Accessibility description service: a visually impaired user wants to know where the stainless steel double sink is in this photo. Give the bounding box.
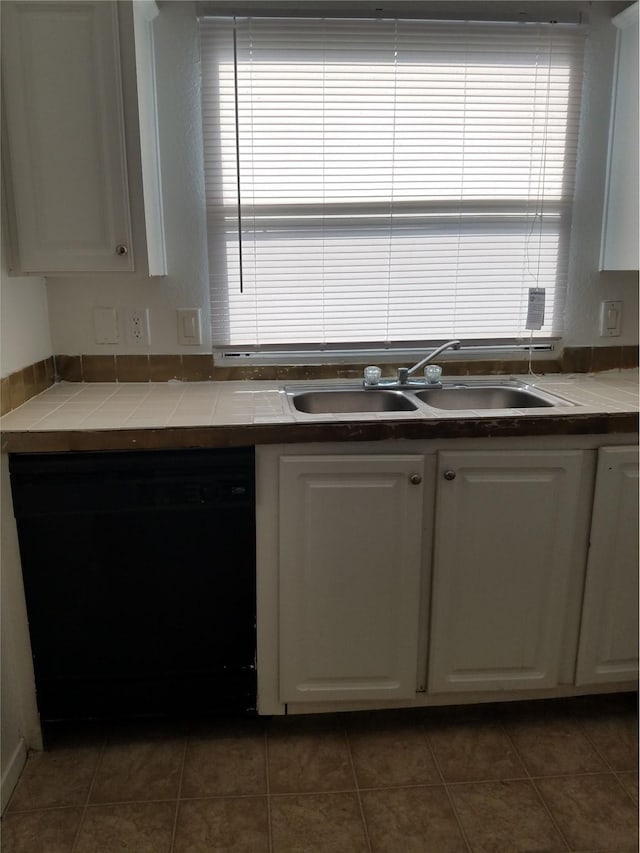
[285,380,573,415]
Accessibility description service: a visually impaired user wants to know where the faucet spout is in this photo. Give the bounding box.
[397,340,461,384]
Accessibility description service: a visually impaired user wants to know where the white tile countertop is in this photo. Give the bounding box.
[1,370,637,453]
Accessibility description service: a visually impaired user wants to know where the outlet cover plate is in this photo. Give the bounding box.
[93,307,119,344]
[127,308,151,346]
[600,300,623,337]
[177,308,202,345]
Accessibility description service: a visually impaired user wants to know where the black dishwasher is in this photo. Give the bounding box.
[9,448,256,721]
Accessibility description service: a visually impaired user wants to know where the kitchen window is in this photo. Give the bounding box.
[199,15,586,355]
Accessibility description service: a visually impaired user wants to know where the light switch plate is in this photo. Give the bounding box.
[177,308,202,345]
[600,300,623,337]
[93,307,119,344]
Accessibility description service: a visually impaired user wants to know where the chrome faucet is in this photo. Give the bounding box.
[396,340,461,385]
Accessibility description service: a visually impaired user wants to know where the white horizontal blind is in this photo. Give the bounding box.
[200,17,585,350]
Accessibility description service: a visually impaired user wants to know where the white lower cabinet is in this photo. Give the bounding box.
[576,446,639,685]
[259,437,636,715]
[278,454,425,703]
[428,450,586,694]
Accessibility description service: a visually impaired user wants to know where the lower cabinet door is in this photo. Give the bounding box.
[575,446,639,685]
[428,450,585,694]
[279,455,424,703]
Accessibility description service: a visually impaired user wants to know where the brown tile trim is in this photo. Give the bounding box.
[559,345,640,374]
[149,355,182,382]
[55,355,82,382]
[621,346,639,370]
[1,376,10,415]
[559,347,593,374]
[1,357,56,416]
[181,354,215,381]
[53,354,216,383]
[82,355,117,383]
[116,355,150,382]
[2,411,638,455]
[209,346,637,382]
[3,347,634,415]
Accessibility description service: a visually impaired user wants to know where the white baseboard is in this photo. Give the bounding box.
[1,737,27,815]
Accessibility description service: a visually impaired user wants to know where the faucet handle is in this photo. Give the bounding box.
[425,364,442,384]
[363,366,382,386]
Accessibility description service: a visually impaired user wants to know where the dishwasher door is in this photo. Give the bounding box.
[10,448,256,720]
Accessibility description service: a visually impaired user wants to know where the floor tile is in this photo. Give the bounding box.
[535,773,639,852]
[361,785,467,853]
[579,713,639,770]
[616,770,639,804]
[173,796,269,852]
[347,715,440,788]
[89,736,185,803]
[267,717,354,794]
[7,745,102,811]
[506,717,606,777]
[181,729,266,798]
[427,721,526,783]
[270,792,369,853]
[449,779,566,853]
[1,807,83,853]
[74,802,175,853]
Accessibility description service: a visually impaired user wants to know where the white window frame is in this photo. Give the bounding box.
[199,13,587,362]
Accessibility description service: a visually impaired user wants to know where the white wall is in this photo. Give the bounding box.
[0,234,52,378]
[45,1,211,355]
[1,454,42,812]
[0,229,48,809]
[42,1,639,357]
[563,1,639,346]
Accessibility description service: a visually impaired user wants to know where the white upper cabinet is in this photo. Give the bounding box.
[2,1,166,276]
[600,2,639,271]
[575,446,639,685]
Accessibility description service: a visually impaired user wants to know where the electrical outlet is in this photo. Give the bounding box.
[127,308,150,346]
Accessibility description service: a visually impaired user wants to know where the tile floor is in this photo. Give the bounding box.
[2,693,638,853]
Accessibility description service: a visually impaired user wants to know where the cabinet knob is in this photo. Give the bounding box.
[409,473,422,485]
[443,470,456,481]
[115,244,129,256]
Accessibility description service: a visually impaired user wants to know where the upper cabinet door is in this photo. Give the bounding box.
[428,450,586,694]
[600,2,639,271]
[2,2,134,273]
[576,446,639,685]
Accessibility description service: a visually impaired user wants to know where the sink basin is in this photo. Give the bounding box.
[289,389,418,414]
[413,385,561,410]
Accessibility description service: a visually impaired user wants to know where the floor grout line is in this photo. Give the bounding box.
[612,770,640,809]
[264,728,273,853]
[168,735,188,853]
[69,737,107,853]
[500,721,573,853]
[423,722,474,853]
[343,726,373,853]
[577,715,635,777]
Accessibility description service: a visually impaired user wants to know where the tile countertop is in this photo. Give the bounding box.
[0,371,638,454]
